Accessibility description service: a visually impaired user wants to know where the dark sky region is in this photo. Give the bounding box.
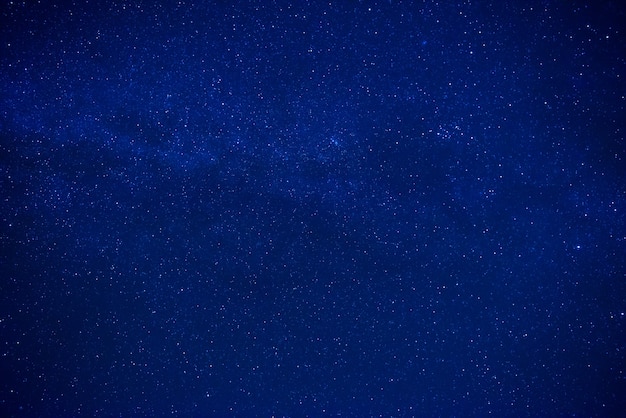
[1,1,625,416]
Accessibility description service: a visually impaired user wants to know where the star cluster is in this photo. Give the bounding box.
[1,1,625,416]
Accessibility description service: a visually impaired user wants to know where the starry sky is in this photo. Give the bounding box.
[1,1,625,416]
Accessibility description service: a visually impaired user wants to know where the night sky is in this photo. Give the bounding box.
[1,1,625,416]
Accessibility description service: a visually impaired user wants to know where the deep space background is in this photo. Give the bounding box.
[1,0,625,416]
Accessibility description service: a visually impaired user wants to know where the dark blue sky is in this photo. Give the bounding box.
[1,1,625,416]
